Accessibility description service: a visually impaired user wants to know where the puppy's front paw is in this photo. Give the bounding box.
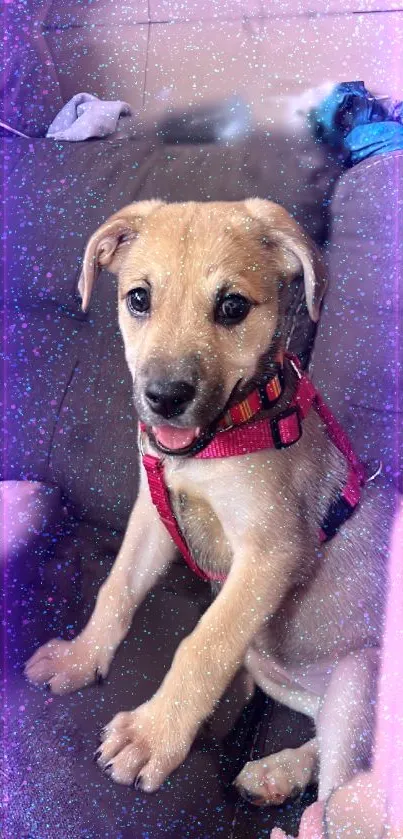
[97,702,191,792]
[24,635,111,694]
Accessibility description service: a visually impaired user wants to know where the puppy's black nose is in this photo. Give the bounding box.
[145,380,196,418]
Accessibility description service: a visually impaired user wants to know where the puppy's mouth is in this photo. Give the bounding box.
[151,425,201,452]
[144,377,244,456]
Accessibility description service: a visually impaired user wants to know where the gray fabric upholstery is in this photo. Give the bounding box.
[311,152,403,491]
[1,7,64,137]
[2,127,336,836]
[6,537,314,839]
[2,5,402,838]
[4,54,401,837]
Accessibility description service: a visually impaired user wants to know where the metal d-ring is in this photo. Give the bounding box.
[138,427,147,457]
[288,356,303,380]
[367,460,383,483]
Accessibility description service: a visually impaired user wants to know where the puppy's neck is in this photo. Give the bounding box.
[228,347,299,423]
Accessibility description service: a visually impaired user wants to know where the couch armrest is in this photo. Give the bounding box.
[310,151,403,491]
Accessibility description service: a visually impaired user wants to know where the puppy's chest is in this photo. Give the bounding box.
[170,486,233,579]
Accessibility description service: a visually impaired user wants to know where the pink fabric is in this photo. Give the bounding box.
[271,801,326,839]
[0,480,62,564]
[375,500,403,831]
[272,503,403,838]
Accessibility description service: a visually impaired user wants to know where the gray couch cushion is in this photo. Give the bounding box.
[2,8,64,137]
[48,275,139,532]
[2,126,342,839]
[311,151,403,491]
[4,132,340,310]
[2,305,83,482]
[6,533,313,839]
[129,131,341,245]
[2,138,157,313]
[44,0,150,28]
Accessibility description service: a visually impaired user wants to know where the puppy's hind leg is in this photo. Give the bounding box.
[317,648,380,800]
[234,738,319,807]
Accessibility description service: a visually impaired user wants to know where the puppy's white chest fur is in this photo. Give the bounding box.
[163,442,388,711]
[167,475,338,714]
[170,484,233,580]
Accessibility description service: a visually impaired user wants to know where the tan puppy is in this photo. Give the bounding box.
[25,200,391,807]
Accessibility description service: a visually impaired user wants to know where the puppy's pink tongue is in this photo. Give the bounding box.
[152,426,199,450]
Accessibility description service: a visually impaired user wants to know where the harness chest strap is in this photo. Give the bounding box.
[142,358,366,583]
[142,454,222,582]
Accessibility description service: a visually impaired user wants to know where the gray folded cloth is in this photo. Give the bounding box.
[46,92,131,141]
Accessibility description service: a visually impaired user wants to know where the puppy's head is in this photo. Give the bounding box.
[79,199,325,453]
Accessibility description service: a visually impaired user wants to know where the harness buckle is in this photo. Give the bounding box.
[270,406,302,449]
[287,355,303,380]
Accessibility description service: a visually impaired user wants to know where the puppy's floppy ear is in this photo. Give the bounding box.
[244,198,327,322]
[78,199,164,312]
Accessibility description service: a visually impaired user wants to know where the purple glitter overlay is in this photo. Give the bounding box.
[1,3,402,837]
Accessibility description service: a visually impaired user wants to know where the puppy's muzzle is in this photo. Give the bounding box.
[145,379,196,419]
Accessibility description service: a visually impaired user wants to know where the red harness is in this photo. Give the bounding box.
[141,355,366,583]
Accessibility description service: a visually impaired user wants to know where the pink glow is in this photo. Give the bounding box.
[375,500,403,831]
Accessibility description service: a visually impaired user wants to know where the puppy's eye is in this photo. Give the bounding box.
[127,287,150,317]
[215,293,251,326]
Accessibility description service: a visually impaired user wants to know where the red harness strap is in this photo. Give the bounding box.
[142,356,366,583]
[141,454,220,581]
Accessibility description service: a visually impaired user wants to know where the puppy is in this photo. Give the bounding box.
[25,199,392,808]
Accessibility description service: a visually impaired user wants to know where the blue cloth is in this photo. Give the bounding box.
[311,80,403,165]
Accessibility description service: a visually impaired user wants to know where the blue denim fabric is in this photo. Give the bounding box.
[312,81,403,164]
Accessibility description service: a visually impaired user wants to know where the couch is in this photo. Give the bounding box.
[2,3,402,838]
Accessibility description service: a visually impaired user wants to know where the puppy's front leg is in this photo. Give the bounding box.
[25,470,176,694]
[98,543,299,790]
